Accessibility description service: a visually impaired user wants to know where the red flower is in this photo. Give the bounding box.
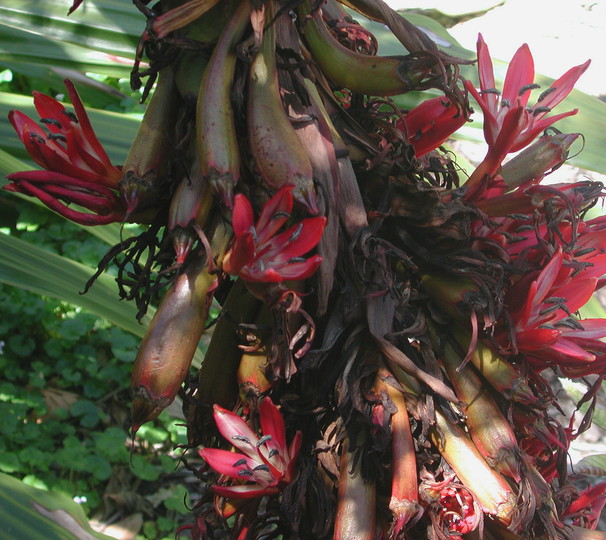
[561,481,606,530]
[222,185,326,282]
[5,80,124,225]
[502,247,606,374]
[467,34,589,154]
[463,34,589,196]
[420,475,481,536]
[515,411,574,483]
[397,96,467,158]
[199,398,302,499]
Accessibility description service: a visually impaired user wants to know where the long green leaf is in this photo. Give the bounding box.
[0,0,142,59]
[0,472,114,540]
[0,0,143,78]
[0,230,206,364]
[0,23,134,78]
[0,61,126,109]
[0,231,153,337]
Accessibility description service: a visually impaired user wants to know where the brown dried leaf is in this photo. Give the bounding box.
[41,388,79,416]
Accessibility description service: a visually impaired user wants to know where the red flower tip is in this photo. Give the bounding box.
[223,185,326,282]
[199,398,301,499]
[6,80,124,225]
[399,96,467,157]
[561,481,606,530]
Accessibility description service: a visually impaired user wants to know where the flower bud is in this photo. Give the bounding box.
[501,131,580,190]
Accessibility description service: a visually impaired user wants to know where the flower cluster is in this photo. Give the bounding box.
[7,7,606,540]
[463,34,590,198]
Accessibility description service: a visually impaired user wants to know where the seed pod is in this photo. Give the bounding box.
[130,255,216,433]
[131,219,232,433]
[248,5,319,214]
[120,66,180,214]
[452,328,536,404]
[422,274,535,403]
[168,152,213,264]
[334,437,376,540]
[431,408,517,527]
[376,368,423,534]
[196,0,250,207]
[433,328,522,482]
[500,132,580,190]
[237,347,272,410]
[174,50,209,104]
[197,280,262,410]
[286,74,339,314]
[297,0,429,97]
[303,80,369,238]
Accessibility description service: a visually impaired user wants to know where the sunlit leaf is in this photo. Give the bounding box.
[0,61,126,109]
[0,231,153,337]
[0,0,142,77]
[0,471,114,540]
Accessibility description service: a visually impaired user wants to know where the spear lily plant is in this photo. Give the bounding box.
[6,2,606,539]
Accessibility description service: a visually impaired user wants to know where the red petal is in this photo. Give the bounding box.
[533,250,564,306]
[255,185,293,245]
[12,180,119,225]
[273,256,323,281]
[64,79,113,166]
[502,43,534,107]
[232,194,254,238]
[41,184,116,212]
[6,169,116,197]
[258,398,288,463]
[33,91,72,134]
[198,448,260,479]
[483,106,528,174]
[554,277,598,315]
[223,233,255,275]
[535,60,590,111]
[464,80,499,147]
[67,126,120,185]
[512,109,579,152]
[476,34,497,114]
[239,266,285,283]
[404,98,467,157]
[549,337,595,362]
[213,405,260,460]
[261,216,326,263]
[9,110,46,143]
[517,327,560,350]
[25,134,111,185]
